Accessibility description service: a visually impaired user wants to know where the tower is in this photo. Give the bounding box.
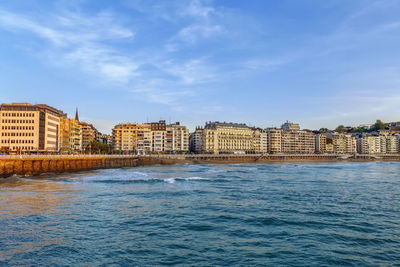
[75,107,79,122]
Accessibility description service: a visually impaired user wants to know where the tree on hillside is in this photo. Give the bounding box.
[354,127,367,133]
[371,120,386,132]
[335,125,346,133]
[319,128,329,133]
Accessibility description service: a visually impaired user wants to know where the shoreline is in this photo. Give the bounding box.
[1,154,400,178]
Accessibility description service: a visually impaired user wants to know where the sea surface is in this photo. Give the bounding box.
[1,162,400,266]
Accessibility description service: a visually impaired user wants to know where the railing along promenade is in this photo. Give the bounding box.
[1,153,400,178]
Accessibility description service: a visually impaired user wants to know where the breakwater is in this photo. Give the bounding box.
[1,154,400,178]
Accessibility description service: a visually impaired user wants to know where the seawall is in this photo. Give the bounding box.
[1,154,400,178]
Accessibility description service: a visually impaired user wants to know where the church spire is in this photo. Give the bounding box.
[75,107,79,122]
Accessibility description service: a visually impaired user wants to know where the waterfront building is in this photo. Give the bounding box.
[327,133,355,154]
[99,134,112,145]
[253,129,268,153]
[151,120,166,152]
[189,127,203,153]
[357,134,399,154]
[58,115,82,153]
[0,103,62,153]
[112,123,139,152]
[137,124,152,154]
[385,135,399,154]
[59,115,70,153]
[200,122,254,154]
[326,142,334,153]
[266,128,282,154]
[281,130,315,154]
[281,121,300,131]
[80,122,99,151]
[165,122,189,153]
[357,135,381,154]
[69,118,82,152]
[315,133,327,153]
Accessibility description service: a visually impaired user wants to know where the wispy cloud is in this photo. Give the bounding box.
[0,9,138,84]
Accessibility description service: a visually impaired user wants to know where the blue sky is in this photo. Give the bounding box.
[1,0,400,133]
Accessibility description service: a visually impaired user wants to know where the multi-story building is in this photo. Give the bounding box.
[266,128,282,154]
[99,134,112,146]
[112,123,154,153]
[0,103,62,153]
[315,133,327,153]
[357,135,381,154]
[69,118,82,152]
[200,122,254,154]
[189,127,203,153]
[58,109,83,154]
[80,122,99,151]
[281,121,300,131]
[112,123,139,152]
[165,122,189,153]
[137,124,152,154]
[357,134,399,154]
[59,115,71,153]
[327,133,355,154]
[253,129,267,153]
[281,130,315,154]
[151,120,166,152]
[385,135,399,154]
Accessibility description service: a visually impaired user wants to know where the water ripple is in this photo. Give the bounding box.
[1,162,400,266]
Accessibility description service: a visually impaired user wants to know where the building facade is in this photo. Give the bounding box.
[165,122,189,153]
[315,133,327,153]
[80,122,99,151]
[0,103,62,153]
[189,127,203,153]
[327,133,356,154]
[281,130,315,154]
[200,122,254,154]
[266,128,282,154]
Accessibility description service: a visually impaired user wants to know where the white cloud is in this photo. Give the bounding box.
[179,0,215,19]
[162,58,217,85]
[0,9,137,84]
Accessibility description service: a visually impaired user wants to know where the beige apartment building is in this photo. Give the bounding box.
[0,103,62,153]
[357,135,381,154]
[113,121,189,154]
[253,129,268,153]
[137,125,152,154]
[281,130,315,154]
[112,123,139,152]
[80,122,99,151]
[200,122,254,154]
[166,122,189,153]
[327,133,356,154]
[315,133,327,153]
[266,128,282,154]
[151,120,166,152]
[357,134,399,154]
[59,116,82,153]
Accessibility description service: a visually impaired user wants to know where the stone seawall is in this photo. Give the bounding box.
[1,154,400,178]
[0,155,188,178]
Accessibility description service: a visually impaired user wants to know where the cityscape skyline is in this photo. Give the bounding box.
[1,0,400,133]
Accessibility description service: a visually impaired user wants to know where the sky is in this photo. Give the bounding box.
[0,0,400,134]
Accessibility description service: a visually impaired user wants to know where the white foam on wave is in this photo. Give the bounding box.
[164,178,176,183]
[162,176,209,183]
[184,176,208,180]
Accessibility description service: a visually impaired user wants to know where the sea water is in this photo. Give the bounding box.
[1,162,400,266]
